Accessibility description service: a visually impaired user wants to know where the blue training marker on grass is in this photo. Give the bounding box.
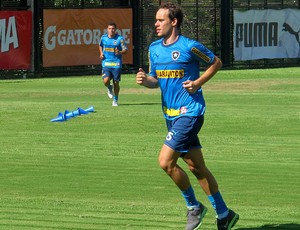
[51,106,94,122]
[84,106,94,113]
[64,110,74,119]
[50,112,66,122]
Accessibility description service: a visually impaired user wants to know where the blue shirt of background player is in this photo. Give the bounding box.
[99,33,127,68]
[148,35,215,120]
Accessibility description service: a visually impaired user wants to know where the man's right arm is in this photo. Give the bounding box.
[99,46,104,59]
[136,68,159,88]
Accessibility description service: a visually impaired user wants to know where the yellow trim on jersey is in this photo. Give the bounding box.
[156,70,184,78]
[104,62,119,67]
[104,48,115,52]
[191,47,211,63]
[163,107,180,116]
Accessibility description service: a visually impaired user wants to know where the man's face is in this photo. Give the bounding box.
[155,8,174,37]
[107,25,116,38]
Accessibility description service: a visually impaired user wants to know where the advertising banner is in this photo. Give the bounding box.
[43,9,133,67]
[234,9,300,60]
[0,11,32,70]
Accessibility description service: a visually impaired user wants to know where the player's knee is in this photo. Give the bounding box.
[103,77,110,85]
[158,158,166,170]
[188,165,206,178]
[188,164,196,173]
[158,158,171,173]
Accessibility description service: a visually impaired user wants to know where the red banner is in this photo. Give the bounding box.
[43,9,133,67]
[0,11,32,70]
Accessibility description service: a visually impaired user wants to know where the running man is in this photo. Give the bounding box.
[99,22,128,106]
[136,2,239,230]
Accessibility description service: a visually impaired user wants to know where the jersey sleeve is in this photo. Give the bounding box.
[148,46,156,78]
[190,40,215,65]
[119,36,128,51]
[99,35,103,47]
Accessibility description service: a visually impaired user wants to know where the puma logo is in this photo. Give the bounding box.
[282,22,300,45]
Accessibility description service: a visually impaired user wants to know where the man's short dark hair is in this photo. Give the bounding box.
[108,22,117,28]
[159,2,183,28]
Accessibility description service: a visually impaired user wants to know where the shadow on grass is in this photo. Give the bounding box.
[0,80,28,84]
[237,224,300,229]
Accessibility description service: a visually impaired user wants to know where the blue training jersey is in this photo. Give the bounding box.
[148,35,215,120]
[99,34,127,68]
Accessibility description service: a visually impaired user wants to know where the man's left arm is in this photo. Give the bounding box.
[182,56,222,93]
[115,38,128,55]
[115,48,128,55]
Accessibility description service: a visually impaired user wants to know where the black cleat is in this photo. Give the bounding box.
[217,209,239,230]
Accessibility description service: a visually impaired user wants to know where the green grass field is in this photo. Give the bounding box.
[0,67,299,230]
